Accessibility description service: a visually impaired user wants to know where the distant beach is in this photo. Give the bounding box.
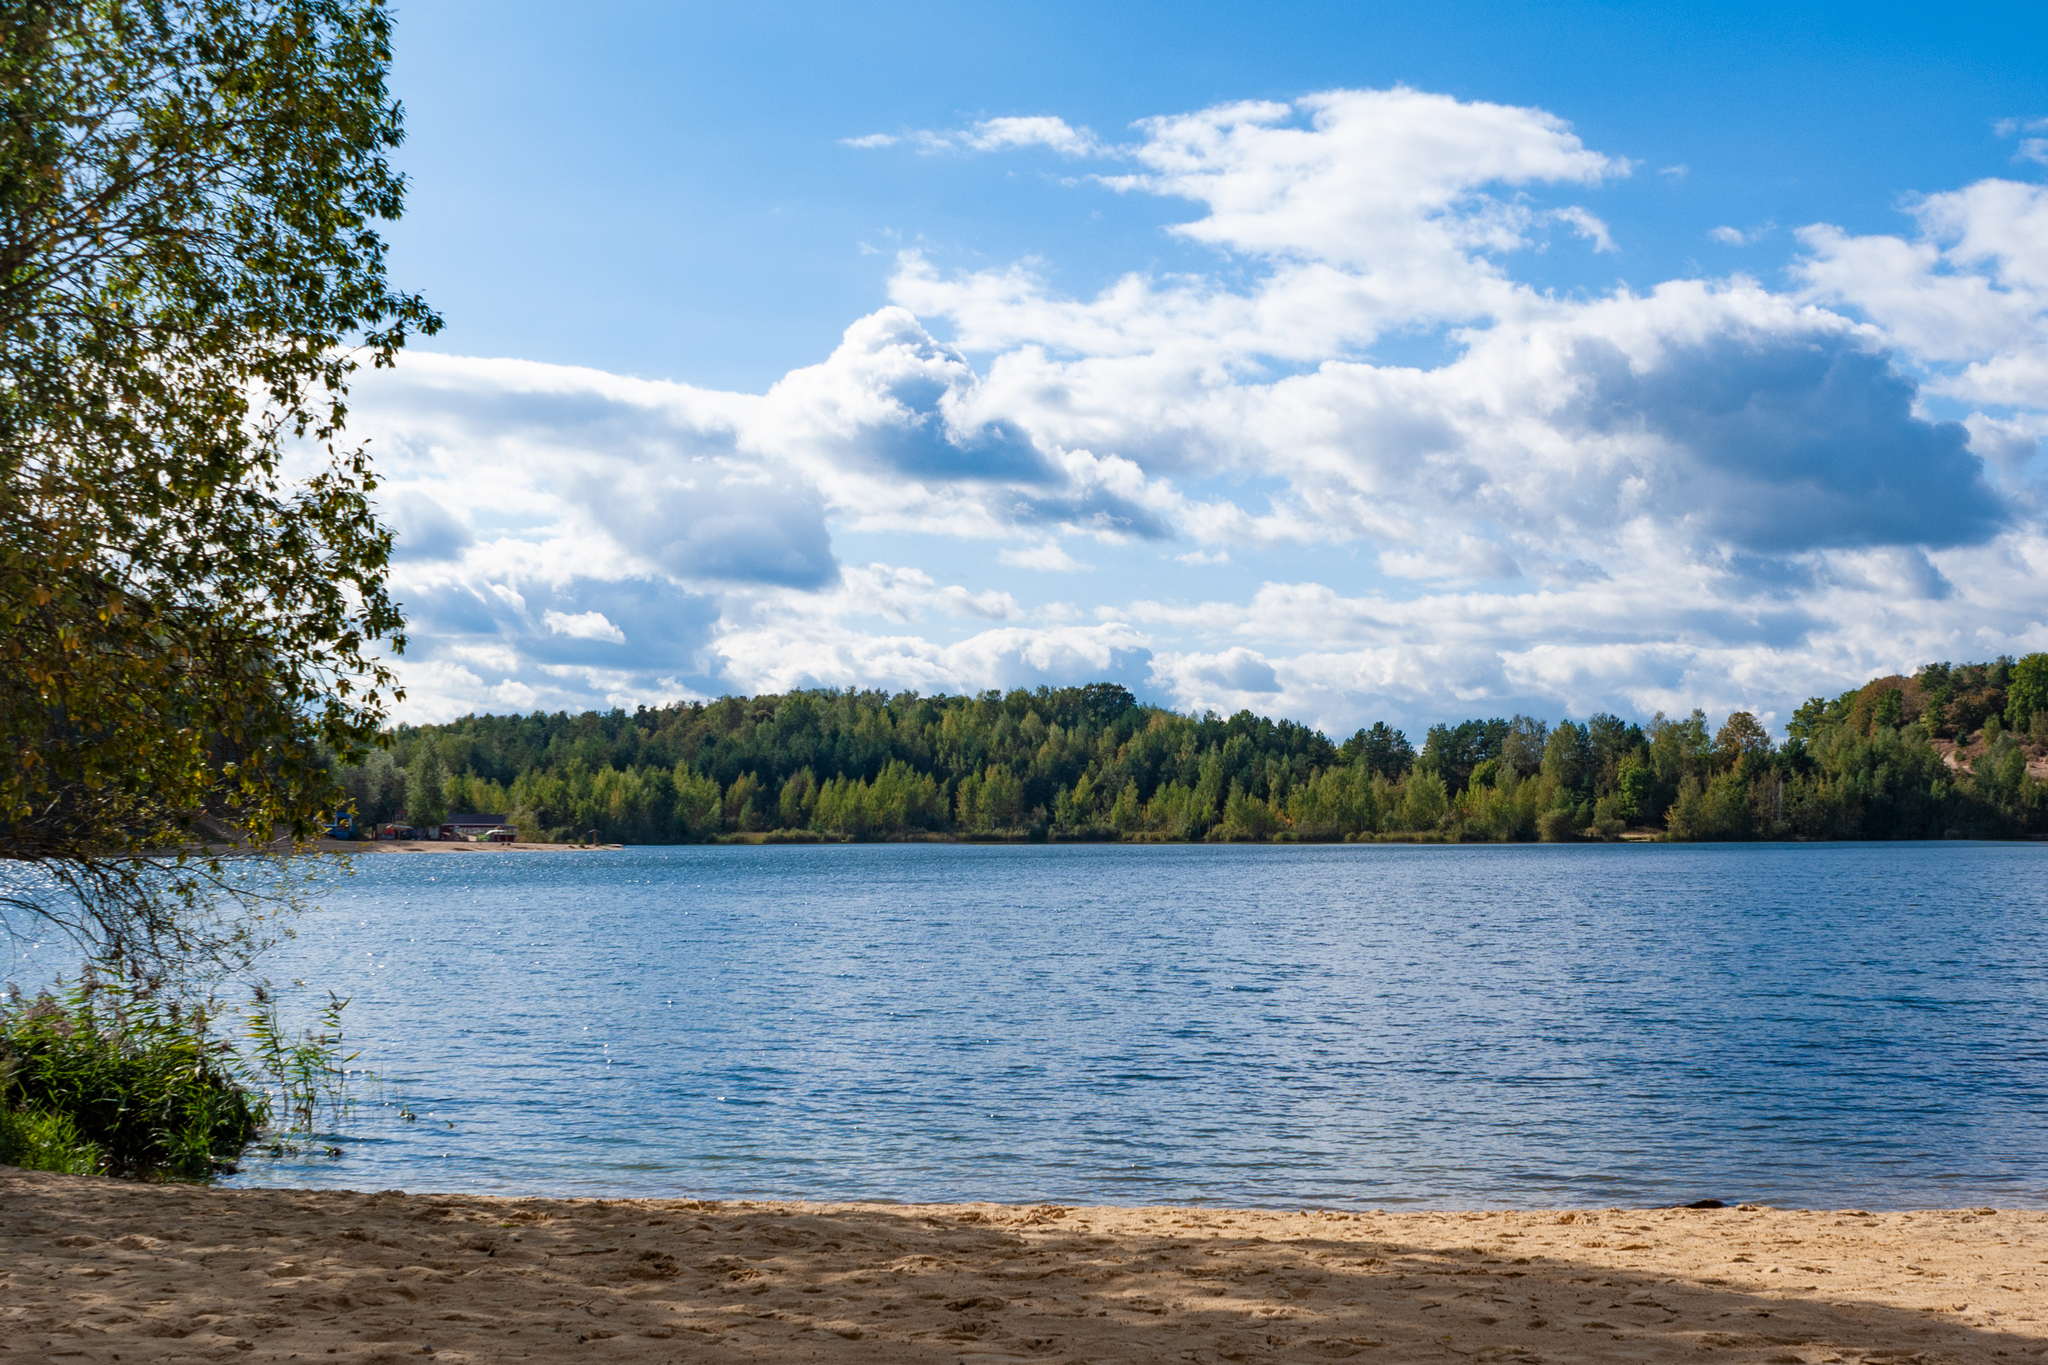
[312,838,620,854]
[191,838,624,856]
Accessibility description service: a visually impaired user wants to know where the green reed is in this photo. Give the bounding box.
[242,984,360,1148]
[0,973,262,1178]
[0,971,364,1179]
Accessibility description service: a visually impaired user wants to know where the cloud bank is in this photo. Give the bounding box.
[349,87,2048,735]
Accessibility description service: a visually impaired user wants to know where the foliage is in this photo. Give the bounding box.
[0,974,262,1178]
[0,0,437,984]
[2008,653,2048,731]
[330,657,2048,846]
[0,1101,101,1172]
[0,969,361,1178]
[404,741,446,827]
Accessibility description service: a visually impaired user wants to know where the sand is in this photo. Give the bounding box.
[3,1172,2045,1363]
[332,840,619,854]
[199,840,621,856]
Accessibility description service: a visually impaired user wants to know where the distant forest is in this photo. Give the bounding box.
[332,657,2048,844]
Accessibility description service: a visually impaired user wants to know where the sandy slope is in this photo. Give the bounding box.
[2,1171,2043,1363]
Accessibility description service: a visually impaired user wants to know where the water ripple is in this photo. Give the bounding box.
[38,841,2048,1208]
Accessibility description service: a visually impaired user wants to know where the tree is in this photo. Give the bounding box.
[336,748,405,824]
[1340,721,1414,778]
[1499,715,1549,776]
[1785,696,1830,740]
[1585,712,1640,769]
[2007,653,2048,731]
[404,745,446,829]
[1540,720,1593,801]
[1648,709,1712,785]
[0,0,437,985]
[1419,718,1506,792]
[1714,712,1775,762]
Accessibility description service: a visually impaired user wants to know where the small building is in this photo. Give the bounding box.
[440,813,515,842]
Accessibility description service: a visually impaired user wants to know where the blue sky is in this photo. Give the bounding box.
[349,0,2048,736]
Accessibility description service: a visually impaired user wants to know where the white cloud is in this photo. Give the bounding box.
[854,115,1109,158]
[1104,87,1622,269]
[891,87,1627,375]
[1710,225,1746,245]
[1550,205,1618,252]
[543,609,627,644]
[963,115,1105,157]
[490,679,540,709]
[1994,117,2048,165]
[938,584,1025,620]
[1158,647,1283,699]
[343,84,2048,735]
[1380,536,1521,584]
[1794,180,2048,363]
[713,618,1152,697]
[999,539,1091,571]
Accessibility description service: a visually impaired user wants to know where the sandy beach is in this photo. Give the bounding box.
[329,841,620,854]
[198,840,623,856]
[3,1171,2043,1363]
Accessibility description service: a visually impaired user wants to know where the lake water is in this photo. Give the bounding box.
[13,842,2048,1209]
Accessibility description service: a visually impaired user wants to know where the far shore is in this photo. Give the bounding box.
[318,838,621,854]
[192,838,622,857]
[2,1169,2040,1363]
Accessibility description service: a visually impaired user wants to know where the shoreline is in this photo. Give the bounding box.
[194,838,624,856]
[4,1170,2042,1362]
[319,838,622,854]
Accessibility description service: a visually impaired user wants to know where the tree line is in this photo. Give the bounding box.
[333,658,2048,845]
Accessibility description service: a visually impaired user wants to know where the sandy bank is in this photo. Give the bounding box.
[196,839,621,856]
[322,839,620,854]
[2,1171,2043,1363]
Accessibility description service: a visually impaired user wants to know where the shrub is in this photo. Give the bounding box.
[0,1105,102,1174]
[1,980,264,1180]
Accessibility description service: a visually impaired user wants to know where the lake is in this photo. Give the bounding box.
[14,841,2048,1208]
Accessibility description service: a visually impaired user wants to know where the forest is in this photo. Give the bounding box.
[332,658,2048,845]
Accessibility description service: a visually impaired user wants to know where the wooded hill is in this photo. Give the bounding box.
[333,659,2048,844]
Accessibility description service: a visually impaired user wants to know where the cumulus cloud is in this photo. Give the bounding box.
[543,610,627,644]
[1572,332,2004,551]
[1162,647,1283,696]
[382,491,473,562]
[962,115,1105,157]
[1106,87,1622,267]
[999,540,1091,571]
[347,84,2048,733]
[1794,179,2048,375]
[713,617,1154,698]
[894,87,1626,371]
